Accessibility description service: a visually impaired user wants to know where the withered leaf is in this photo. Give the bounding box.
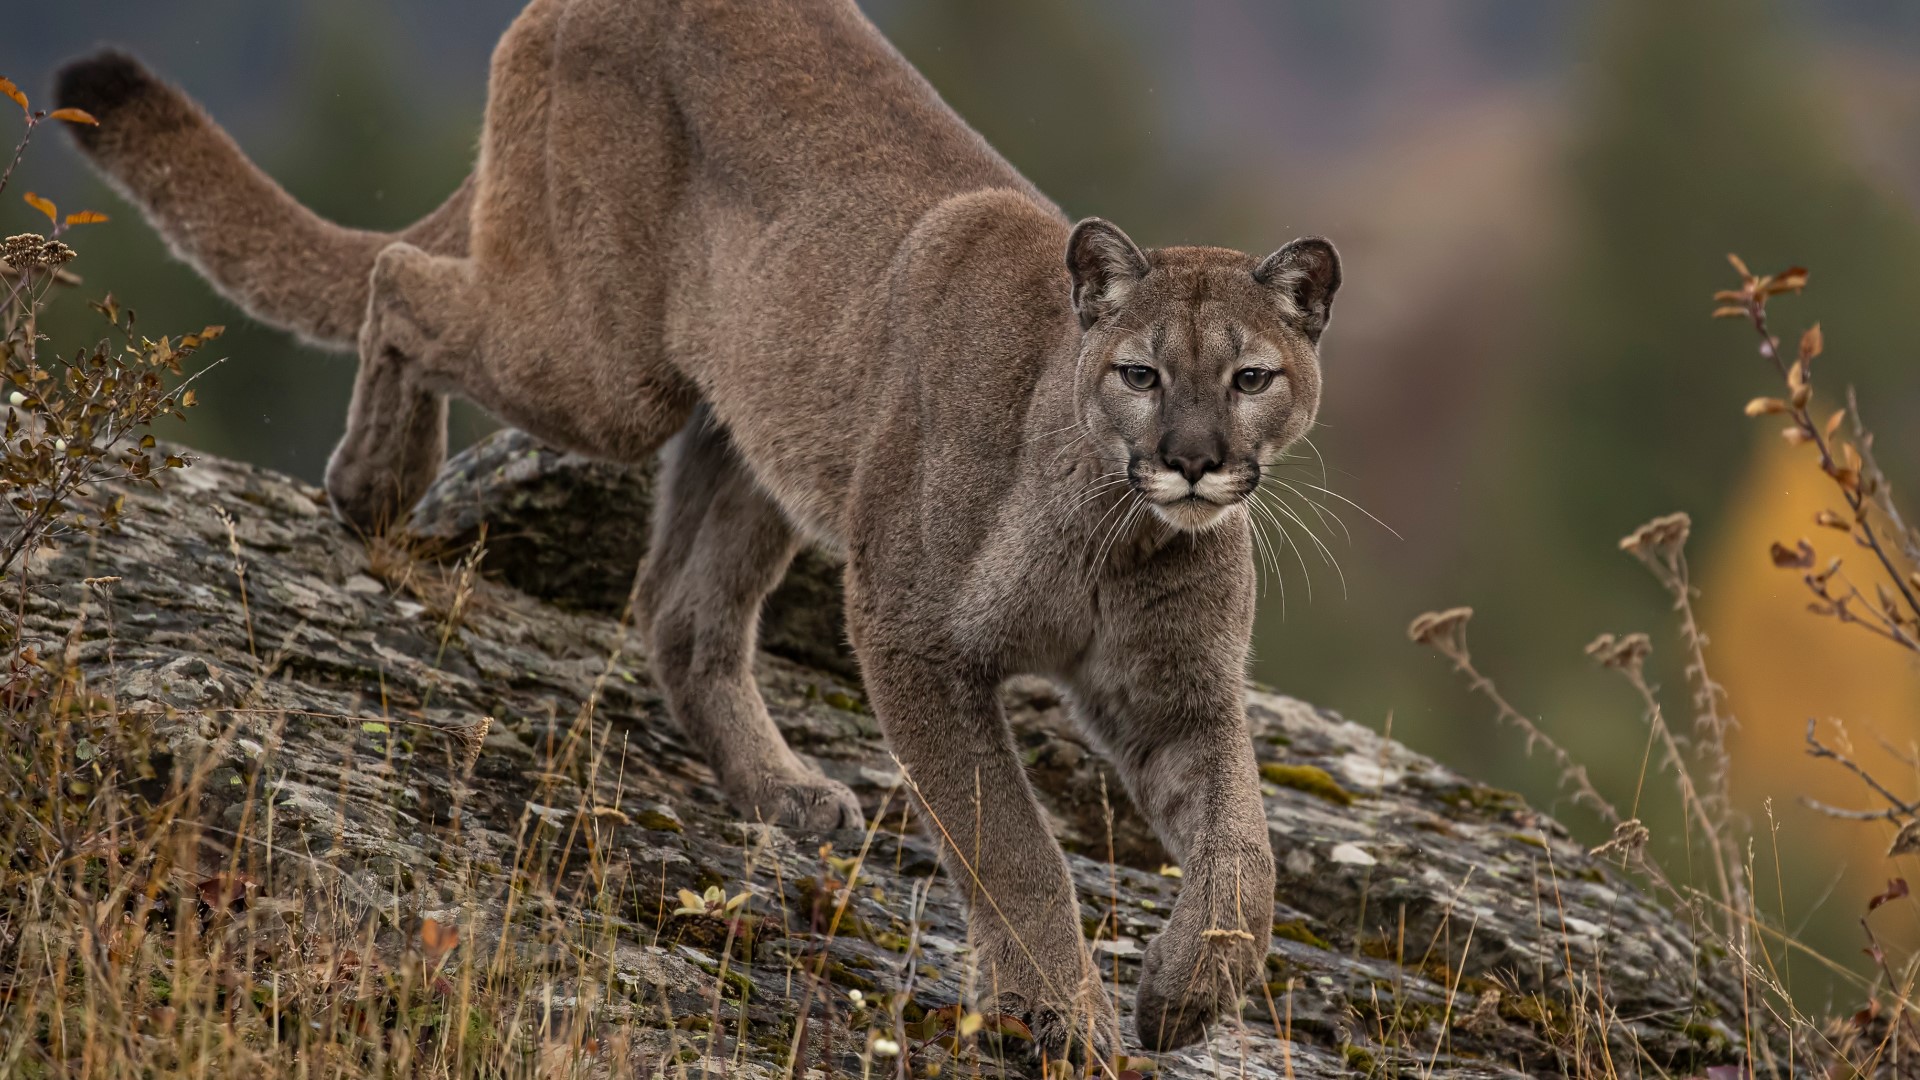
[0,76,25,114]
[1765,267,1810,295]
[1798,323,1823,363]
[22,192,56,225]
[419,917,459,960]
[1743,397,1787,417]
[1866,877,1909,914]
[1769,539,1815,570]
[47,107,99,126]
[195,872,255,912]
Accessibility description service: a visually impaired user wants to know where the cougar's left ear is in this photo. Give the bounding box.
[1067,217,1150,330]
[1253,237,1340,343]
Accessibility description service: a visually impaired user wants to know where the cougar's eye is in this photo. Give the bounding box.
[1117,364,1159,391]
[1234,367,1275,395]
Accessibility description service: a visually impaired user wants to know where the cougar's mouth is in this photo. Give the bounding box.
[1127,458,1251,532]
[1150,492,1234,531]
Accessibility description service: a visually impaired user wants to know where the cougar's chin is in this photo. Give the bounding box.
[1149,495,1237,532]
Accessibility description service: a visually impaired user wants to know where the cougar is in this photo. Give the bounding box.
[56,0,1338,1058]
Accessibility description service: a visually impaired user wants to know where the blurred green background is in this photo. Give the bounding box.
[6,0,1918,1010]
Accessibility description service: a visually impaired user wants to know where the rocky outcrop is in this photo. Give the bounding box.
[18,430,1752,1077]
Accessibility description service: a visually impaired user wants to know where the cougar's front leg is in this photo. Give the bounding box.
[639,413,862,830]
[330,242,476,534]
[848,621,1118,1065]
[1073,575,1274,1050]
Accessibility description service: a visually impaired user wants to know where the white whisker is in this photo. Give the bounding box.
[1268,477,1351,543]
[1248,493,1312,603]
[1261,489,1346,600]
[1283,478,1402,540]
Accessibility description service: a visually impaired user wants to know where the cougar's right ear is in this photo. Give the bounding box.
[1067,218,1149,330]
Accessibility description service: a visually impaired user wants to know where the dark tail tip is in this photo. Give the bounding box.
[54,49,159,151]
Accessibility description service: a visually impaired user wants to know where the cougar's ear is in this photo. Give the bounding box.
[1253,237,1341,343]
[1067,217,1149,330]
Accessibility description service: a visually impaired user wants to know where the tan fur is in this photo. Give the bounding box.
[56,0,1340,1056]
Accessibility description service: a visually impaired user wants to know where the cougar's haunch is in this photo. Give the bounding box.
[59,0,1339,1057]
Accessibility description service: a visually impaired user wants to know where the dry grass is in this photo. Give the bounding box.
[1,53,1916,1080]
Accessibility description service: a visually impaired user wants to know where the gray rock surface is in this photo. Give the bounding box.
[19,437,1753,1078]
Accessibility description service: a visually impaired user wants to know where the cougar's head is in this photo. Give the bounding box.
[1067,218,1340,532]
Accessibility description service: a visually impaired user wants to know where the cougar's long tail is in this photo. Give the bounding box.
[54,49,473,348]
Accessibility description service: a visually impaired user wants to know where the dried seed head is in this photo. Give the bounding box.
[1585,632,1652,676]
[1,234,75,270]
[1619,512,1691,561]
[1408,607,1474,657]
[455,716,491,774]
[1590,818,1651,863]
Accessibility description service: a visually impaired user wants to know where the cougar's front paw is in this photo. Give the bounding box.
[991,986,1118,1069]
[736,772,863,831]
[1133,907,1265,1051]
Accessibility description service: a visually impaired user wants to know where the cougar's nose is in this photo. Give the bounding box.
[1160,449,1220,484]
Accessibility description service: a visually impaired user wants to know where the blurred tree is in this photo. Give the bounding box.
[865,0,1173,239]
[1473,0,1920,993]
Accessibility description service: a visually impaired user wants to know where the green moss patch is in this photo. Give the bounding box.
[1259,762,1355,806]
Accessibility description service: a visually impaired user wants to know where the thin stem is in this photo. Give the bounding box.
[0,118,35,201]
[1436,644,1621,826]
[1748,301,1920,624]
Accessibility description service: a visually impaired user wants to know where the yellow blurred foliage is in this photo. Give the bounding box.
[1704,434,1920,956]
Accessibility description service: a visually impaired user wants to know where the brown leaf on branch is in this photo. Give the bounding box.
[1744,397,1787,417]
[1798,323,1823,363]
[1764,267,1809,295]
[1770,539,1816,570]
[22,192,56,225]
[1866,877,1908,914]
[0,76,25,115]
[47,107,99,126]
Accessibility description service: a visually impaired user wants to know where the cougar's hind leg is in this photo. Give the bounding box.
[327,242,478,534]
[639,409,864,831]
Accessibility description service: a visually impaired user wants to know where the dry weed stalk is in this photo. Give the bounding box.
[1717,256,1920,653]
[1408,607,1620,825]
[1409,258,1920,1072]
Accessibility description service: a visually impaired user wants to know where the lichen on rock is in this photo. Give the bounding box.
[11,433,1754,1077]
